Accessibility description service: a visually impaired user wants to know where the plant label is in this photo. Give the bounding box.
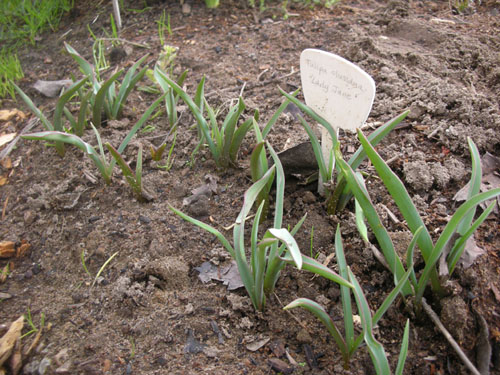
[300,49,375,193]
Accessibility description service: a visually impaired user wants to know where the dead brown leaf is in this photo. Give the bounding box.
[0,110,25,122]
[0,158,12,169]
[0,134,16,148]
[8,338,21,375]
[0,176,7,186]
[0,316,23,367]
[0,242,15,259]
[16,241,30,258]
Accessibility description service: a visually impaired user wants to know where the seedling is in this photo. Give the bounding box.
[91,251,119,288]
[153,64,187,128]
[22,93,166,184]
[14,78,89,156]
[154,70,255,169]
[65,43,149,125]
[284,225,411,371]
[337,135,500,309]
[106,143,149,201]
[156,10,172,45]
[281,89,408,214]
[172,142,307,310]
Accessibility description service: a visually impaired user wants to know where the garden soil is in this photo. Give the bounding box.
[1,0,500,374]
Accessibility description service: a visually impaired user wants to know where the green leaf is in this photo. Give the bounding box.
[416,188,500,305]
[448,201,496,274]
[284,298,349,365]
[22,131,111,184]
[395,320,410,375]
[349,268,391,375]
[336,146,411,294]
[334,225,354,351]
[112,54,149,118]
[93,69,124,126]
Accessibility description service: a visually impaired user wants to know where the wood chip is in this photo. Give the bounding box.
[0,242,15,259]
[0,316,23,367]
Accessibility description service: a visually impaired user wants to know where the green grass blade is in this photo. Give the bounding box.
[91,251,118,288]
[92,69,123,126]
[357,129,434,262]
[334,225,354,351]
[355,198,369,243]
[154,70,217,161]
[395,319,410,375]
[406,227,423,289]
[229,117,253,164]
[297,114,329,183]
[348,111,409,171]
[332,111,410,213]
[113,54,149,118]
[281,253,353,289]
[54,78,88,131]
[63,107,76,131]
[261,89,299,138]
[280,88,338,150]
[416,188,500,305]
[75,89,92,136]
[22,131,111,184]
[169,205,235,259]
[116,92,167,154]
[13,83,53,130]
[336,147,411,294]
[251,201,266,280]
[448,201,495,274]
[348,268,391,375]
[284,298,349,364]
[136,144,143,193]
[372,267,411,327]
[65,42,94,78]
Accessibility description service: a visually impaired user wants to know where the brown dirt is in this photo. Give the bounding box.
[1,0,500,374]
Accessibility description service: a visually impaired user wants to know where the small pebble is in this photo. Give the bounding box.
[139,215,151,224]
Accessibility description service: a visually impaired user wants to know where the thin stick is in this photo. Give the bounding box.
[421,298,481,375]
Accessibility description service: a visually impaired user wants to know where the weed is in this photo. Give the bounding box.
[0,51,24,99]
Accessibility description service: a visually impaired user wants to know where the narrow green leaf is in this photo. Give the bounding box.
[168,205,235,259]
[349,268,391,375]
[448,202,495,274]
[336,147,410,294]
[416,188,500,305]
[284,298,349,364]
[229,117,253,164]
[334,225,354,351]
[357,129,435,262]
[54,78,88,132]
[93,69,124,127]
[262,89,299,138]
[13,83,53,130]
[22,131,111,184]
[395,320,410,375]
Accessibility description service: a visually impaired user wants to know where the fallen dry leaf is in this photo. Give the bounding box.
[0,316,23,367]
[0,157,12,169]
[0,134,16,148]
[8,338,21,375]
[0,264,9,283]
[16,241,30,258]
[0,242,15,259]
[0,176,7,186]
[490,283,500,303]
[0,110,25,122]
